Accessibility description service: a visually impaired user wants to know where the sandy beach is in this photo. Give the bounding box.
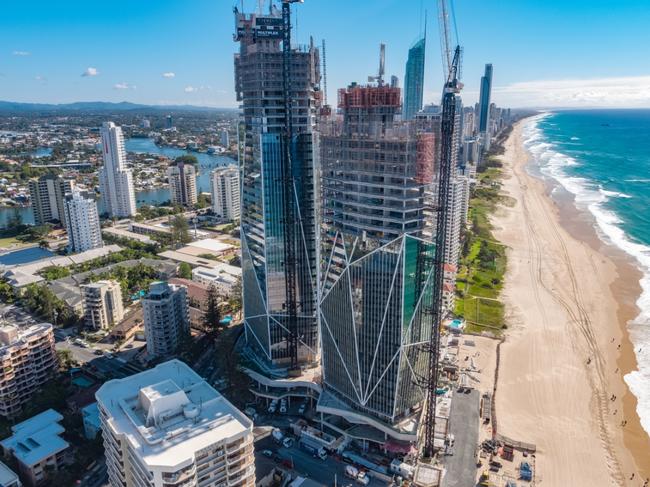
[491,119,650,486]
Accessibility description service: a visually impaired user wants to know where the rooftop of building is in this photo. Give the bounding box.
[82,279,119,290]
[0,409,69,467]
[158,250,227,268]
[0,323,52,348]
[168,278,209,305]
[102,226,156,245]
[192,263,241,280]
[187,238,234,254]
[0,460,19,486]
[95,359,252,469]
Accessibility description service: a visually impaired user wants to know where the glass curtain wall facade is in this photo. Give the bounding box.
[403,36,426,121]
[478,64,493,134]
[319,83,438,430]
[234,6,321,369]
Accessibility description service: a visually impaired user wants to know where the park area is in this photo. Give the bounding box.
[455,165,508,333]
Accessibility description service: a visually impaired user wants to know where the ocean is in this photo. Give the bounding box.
[522,109,650,437]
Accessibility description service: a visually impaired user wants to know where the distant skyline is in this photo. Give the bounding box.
[2,0,650,108]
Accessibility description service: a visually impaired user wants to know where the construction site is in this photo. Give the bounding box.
[232,1,536,486]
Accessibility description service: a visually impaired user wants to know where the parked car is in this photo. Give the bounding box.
[282,437,294,448]
[261,450,273,458]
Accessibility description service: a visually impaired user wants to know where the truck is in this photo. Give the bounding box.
[271,429,284,443]
[299,440,327,460]
[356,471,370,485]
[389,460,414,480]
[345,466,359,479]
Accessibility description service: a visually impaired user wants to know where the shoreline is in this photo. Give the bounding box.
[492,118,650,486]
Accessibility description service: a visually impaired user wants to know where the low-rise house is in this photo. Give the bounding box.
[0,461,21,487]
[81,403,101,440]
[191,263,241,295]
[0,409,70,486]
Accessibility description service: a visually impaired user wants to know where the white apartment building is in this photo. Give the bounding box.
[82,280,125,330]
[210,166,240,221]
[95,360,255,487]
[0,409,70,487]
[167,162,197,207]
[142,282,190,358]
[192,263,241,295]
[0,324,57,419]
[444,176,465,267]
[99,122,137,218]
[64,191,103,253]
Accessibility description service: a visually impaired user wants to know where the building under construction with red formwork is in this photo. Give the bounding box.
[317,79,443,452]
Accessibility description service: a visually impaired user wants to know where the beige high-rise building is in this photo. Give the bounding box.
[82,280,125,330]
[142,282,189,358]
[167,161,197,207]
[96,360,255,487]
[210,166,240,221]
[28,174,74,227]
[0,324,57,419]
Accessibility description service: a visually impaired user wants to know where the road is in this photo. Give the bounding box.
[442,389,480,487]
[254,434,380,487]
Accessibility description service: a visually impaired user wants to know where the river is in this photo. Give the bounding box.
[0,138,235,228]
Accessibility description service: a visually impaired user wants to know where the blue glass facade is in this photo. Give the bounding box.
[403,37,426,121]
[235,9,321,370]
[478,64,493,133]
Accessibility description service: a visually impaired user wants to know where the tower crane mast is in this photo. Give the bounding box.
[421,0,463,460]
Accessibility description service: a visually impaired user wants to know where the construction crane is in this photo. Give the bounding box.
[368,43,386,86]
[421,0,463,459]
[281,0,303,372]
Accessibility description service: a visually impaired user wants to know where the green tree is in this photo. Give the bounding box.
[56,349,75,371]
[174,155,199,166]
[178,262,192,279]
[196,193,209,209]
[170,214,191,247]
[216,331,248,399]
[0,281,15,304]
[39,265,71,281]
[203,284,222,335]
[228,277,242,313]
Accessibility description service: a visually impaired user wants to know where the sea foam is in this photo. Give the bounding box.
[522,114,650,437]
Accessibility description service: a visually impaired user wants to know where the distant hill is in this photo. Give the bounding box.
[0,100,235,113]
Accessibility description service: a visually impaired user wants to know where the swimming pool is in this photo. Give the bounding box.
[0,246,54,266]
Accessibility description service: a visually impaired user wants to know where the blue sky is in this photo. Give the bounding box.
[2,0,650,108]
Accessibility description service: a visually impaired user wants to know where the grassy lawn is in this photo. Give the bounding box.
[0,236,26,249]
[454,160,508,333]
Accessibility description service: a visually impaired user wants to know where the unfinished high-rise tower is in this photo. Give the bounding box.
[234,2,321,373]
[317,51,438,447]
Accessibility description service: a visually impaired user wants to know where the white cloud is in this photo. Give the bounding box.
[184,85,212,94]
[162,72,175,78]
[34,75,46,82]
[494,75,650,108]
[113,82,136,90]
[81,67,99,77]
[12,51,30,56]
